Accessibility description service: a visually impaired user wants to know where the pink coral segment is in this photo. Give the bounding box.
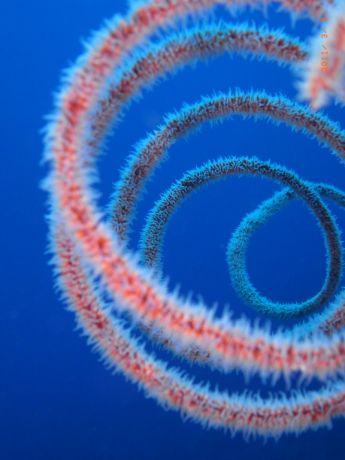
[299,1,345,109]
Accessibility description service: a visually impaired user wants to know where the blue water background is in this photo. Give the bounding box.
[1,1,345,459]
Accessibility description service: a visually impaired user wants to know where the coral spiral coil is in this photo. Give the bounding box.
[44,0,345,437]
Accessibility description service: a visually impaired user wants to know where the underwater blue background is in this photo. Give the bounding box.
[1,1,345,459]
